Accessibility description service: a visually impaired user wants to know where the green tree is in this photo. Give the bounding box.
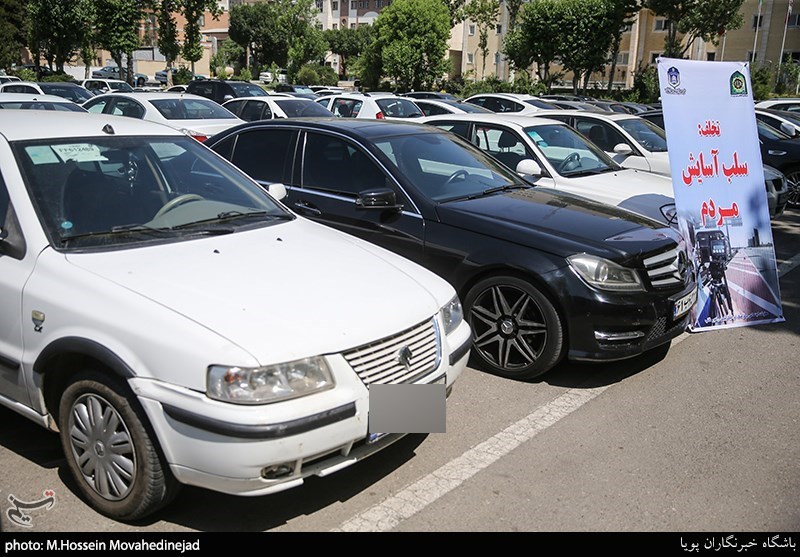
[324,26,372,79]
[605,0,640,93]
[503,0,564,90]
[505,0,524,28]
[366,0,451,91]
[444,0,466,28]
[153,0,181,86]
[645,0,744,59]
[0,0,27,70]
[556,0,617,94]
[464,0,500,80]
[179,0,222,75]
[283,0,327,80]
[94,0,142,84]
[27,0,93,74]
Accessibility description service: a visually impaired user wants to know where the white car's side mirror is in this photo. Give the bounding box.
[780,122,798,137]
[516,159,542,177]
[268,182,287,201]
[613,143,633,155]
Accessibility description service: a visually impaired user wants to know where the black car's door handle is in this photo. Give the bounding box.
[293,201,322,217]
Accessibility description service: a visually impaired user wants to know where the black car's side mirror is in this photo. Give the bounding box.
[355,188,403,211]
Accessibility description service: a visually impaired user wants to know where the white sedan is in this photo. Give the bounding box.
[222,95,334,121]
[83,91,244,142]
[422,112,678,226]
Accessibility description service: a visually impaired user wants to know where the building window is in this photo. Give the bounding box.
[495,24,502,34]
[622,23,632,33]
[654,18,668,31]
[351,0,356,8]
[621,70,626,80]
[468,24,475,36]
[752,14,763,29]
[315,0,322,10]
[707,52,716,61]
[359,0,367,7]
[332,23,338,29]
[376,0,382,6]
[790,13,800,27]
[332,1,338,10]
[197,15,205,27]
[350,23,356,28]
[467,52,474,64]
[616,52,629,65]
[748,51,757,62]
[494,51,500,65]
[650,52,662,64]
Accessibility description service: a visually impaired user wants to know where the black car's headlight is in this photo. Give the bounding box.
[567,254,644,292]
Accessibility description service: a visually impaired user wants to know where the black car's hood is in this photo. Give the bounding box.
[436,188,680,261]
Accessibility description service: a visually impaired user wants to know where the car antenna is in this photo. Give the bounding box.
[102,124,115,135]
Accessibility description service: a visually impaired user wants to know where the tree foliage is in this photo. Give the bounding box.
[27,0,94,74]
[153,0,180,84]
[556,0,617,93]
[464,0,500,79]
[94,0,142,83]
[365,0,452,91]
[443,0,466,28]
[645,0,744,59]
[324,26,372,78]
[503,0,565,88]
[605,0,640,92]
[179,0,222,72]
[0,0,27,70]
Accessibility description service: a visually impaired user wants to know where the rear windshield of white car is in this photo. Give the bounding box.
[109,82,134,92]
[150,98,238,120]
[40,84,93,103]
[376,98,424,118]
[13,135,292,249]
[274,99,333,117]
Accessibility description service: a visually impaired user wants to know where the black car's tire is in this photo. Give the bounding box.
[58,371,179,521]
[464,275,564,380]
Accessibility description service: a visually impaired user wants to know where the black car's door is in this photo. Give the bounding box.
[287,130,426,263]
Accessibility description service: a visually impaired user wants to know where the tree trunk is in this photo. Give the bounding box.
[126,54,135,86]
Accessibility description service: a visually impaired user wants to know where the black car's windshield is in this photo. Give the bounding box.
[757,118,793,140]
[373,132,527,201]
[228,82,268,97]
[40,84,93,103]
[524,123,621,176]
[13,135,290,249]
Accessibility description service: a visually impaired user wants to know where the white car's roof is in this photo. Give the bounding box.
[421,112,563,127]
[0,92,74,103]
[533,109,640,122]
[0,111,182,141]
[83,78,128,84]
[465,92,538,100]
[87,91,211,102]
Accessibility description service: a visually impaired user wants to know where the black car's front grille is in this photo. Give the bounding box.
[642,247,690,289]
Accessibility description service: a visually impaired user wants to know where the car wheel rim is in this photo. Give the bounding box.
[785,176,800,207]
[469,284,548,371]
[68,393,136,501]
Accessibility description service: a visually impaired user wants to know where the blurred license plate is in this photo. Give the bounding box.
[673,289,697,319]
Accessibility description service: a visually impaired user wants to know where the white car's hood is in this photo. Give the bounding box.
[65,218,448,364]
[559,168,676,224]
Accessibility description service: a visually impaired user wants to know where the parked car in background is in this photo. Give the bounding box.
[584,99,637,114]
[464,93,560,114]
[422,112,678,226]
[186,79,267,104]
[83,92,244,142]
[754,98,800,112]
[401,91,459,100]
[316,92,424,120]
[754,107,800,137]
[273,84,318,100]
[0,92,88,112]
[639,109,794,214]
[92,65,148,87]
[81,78,135,95]
[0,81,94,104]
[165,84,188,93]
[154,67,204,84]
[223,96,334,121]
[0,111,469,521]
[259,68,287,84]
[0,75,22,84]
[310,85,344,94]
[206,118,696,380]
[414,98,493,116]
[545,99,606,112]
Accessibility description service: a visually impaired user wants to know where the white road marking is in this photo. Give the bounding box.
[332,250,800,532]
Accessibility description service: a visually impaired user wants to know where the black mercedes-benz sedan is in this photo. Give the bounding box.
[206,119,696,380]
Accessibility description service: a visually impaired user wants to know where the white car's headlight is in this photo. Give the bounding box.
[567,254,644,292]
[207,356,334,404]
[440,295,464,335]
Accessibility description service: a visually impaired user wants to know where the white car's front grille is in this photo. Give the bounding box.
[343,318,440,385]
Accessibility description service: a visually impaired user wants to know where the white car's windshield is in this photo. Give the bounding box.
[524,124,620,177]
[13,135,291,248]
[150,98,238,120]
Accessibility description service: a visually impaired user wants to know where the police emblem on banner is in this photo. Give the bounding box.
[668,67,680,88]
[730,71,747,96]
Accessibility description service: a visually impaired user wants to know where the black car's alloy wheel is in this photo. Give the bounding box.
[59,371,179,521]
[465,276,564,380]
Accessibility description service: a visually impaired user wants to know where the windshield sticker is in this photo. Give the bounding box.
[23,146,60,165]
[51,143,106,163]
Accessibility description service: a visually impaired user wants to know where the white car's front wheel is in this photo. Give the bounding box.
[59,371,179,521]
